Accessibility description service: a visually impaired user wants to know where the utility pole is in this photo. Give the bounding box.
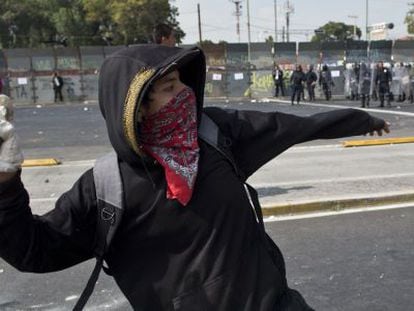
[230,0,242,42]
[285,0,294,42]
[366,0,369,41]
[274,0,278,42]
[366,0,370,61]
[247,0,251,59]
[247,0,252,98]
[348,15,358,39]
[197,3,202,45]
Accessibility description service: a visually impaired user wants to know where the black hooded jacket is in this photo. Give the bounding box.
[0,45,386,310]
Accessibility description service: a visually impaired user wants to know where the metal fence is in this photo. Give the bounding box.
[1,40,414,103]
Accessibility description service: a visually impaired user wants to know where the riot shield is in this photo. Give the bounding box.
[410,65,414,102]
[391,63,403,97]
[344,65,359,99]
[370,63,378,99]
[401,65,411,101]
[358,62,371,96]
[344,65,353,98]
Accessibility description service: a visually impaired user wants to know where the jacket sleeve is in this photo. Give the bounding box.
[0,169,97,273]
[204,107,385,178]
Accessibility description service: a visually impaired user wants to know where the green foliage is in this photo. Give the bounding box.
[199,39,215,45]
[0,0,185,48]
[0,0,57,48]
[405,2,414,34]
[265,36,274,44]
[311,21,362,42]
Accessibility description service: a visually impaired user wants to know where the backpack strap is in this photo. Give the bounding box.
[199,112,245,180]
[73,151,124,311]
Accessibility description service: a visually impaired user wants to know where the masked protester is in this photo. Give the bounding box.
[0,45,390,310]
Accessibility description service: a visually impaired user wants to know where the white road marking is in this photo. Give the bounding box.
[65,295,79,301]
[273,99,414,117]
[264,202,414,222]
[30,198,58,202]
[251,172,414,188]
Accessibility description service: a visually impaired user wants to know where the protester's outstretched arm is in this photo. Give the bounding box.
[204,107,390,178]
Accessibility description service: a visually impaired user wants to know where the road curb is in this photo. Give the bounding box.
[343,137,414,147]
[261,192,414,217]
[22,158,61,167]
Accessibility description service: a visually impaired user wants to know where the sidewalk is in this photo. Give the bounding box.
[257,182,414,218]
[22,143,414,218]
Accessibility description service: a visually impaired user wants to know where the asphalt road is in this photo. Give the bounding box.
[14,98,414,161]
[267,206,414,311]
[0,207,413,310]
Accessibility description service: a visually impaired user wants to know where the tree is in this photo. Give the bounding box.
[52,0,100,47]
[405,2,414,34]
[265,36,274,44]
[0,0,185,48]
[0,0,57,48]
[83,0,185,45]
[199,39,215,45]
[311,21,362,42]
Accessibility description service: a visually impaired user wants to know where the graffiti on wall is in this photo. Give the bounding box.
[249,71,274,96]
[57,57,80,70]
[63,76,82,101]
[13,85,29,99]
[32,57,54,71]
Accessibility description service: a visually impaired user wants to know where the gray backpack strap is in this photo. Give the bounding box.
[199,112,220,147]
[73,151,124,311]
[199,113,244,179]
[93,151,124,257]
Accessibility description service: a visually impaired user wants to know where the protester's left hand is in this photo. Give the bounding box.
[369,121,390,136]
[0,95,24,174]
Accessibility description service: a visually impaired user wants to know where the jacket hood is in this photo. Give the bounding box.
[98,45,206,165]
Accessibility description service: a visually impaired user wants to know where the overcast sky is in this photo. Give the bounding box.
[173,0,411,44]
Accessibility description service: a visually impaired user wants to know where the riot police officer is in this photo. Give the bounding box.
[359,63,371,108]
[305,65,318,101]
[290,65,305,105]
[319,64,334,101]
[375,61,392,107]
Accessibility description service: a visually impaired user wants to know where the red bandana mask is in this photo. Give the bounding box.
[140,86,199,206]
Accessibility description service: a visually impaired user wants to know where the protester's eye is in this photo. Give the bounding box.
[163,84,174,92]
